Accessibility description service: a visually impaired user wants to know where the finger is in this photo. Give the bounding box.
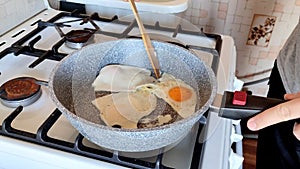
[284,92,300,100]
[293,122,300,140]
[247,98,300,131]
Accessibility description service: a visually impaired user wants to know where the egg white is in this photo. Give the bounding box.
[139,73,197,118]
[92,89,157,129]
[92,64,156,92]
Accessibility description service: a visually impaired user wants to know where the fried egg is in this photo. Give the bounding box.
[92,65,197,129]
[92,89,157,129]
[138,73,197,118]
[92,64,156,92]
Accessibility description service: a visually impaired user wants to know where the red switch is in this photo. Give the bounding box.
[232,91,247,105]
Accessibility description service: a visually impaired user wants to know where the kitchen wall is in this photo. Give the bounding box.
[182,0,300,96]
[0,0,46,35]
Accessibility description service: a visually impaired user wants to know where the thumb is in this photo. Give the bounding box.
[284,92,300,100]
[293,122,300,141]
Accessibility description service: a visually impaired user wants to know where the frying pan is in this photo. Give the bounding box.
[49,39,217,152]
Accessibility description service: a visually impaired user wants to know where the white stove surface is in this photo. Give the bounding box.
[0,3,239,169]
[0,54,57,133]
[0,136,129,169]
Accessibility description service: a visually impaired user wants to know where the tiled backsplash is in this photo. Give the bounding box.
[183,0,300,95]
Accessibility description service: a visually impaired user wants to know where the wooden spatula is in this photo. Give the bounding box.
[128,0,161,79]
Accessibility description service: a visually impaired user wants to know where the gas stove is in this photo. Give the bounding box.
[0,1,242,169]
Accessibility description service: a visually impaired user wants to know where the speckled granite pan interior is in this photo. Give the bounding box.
[49,39,217,152]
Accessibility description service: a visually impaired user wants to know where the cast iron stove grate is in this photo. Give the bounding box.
[1,9,221,73]
[0,106,205,169]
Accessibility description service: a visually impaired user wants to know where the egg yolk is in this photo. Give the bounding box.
[168,86,192,102]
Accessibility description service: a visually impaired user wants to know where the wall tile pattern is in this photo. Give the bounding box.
[183,0,300,83]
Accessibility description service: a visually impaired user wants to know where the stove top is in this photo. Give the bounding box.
[0,3,238,169]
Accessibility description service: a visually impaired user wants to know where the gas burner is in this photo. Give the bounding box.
[0,77,47,107]
[37,17,100,49]
[64,29,96,49]
[53,18,99,49]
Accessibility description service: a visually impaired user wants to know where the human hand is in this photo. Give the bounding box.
[247,92,300,140]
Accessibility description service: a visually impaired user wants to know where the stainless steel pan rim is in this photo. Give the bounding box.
[48,39,217,152]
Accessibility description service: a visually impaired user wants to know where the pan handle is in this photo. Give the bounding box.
[218,91,285,120]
